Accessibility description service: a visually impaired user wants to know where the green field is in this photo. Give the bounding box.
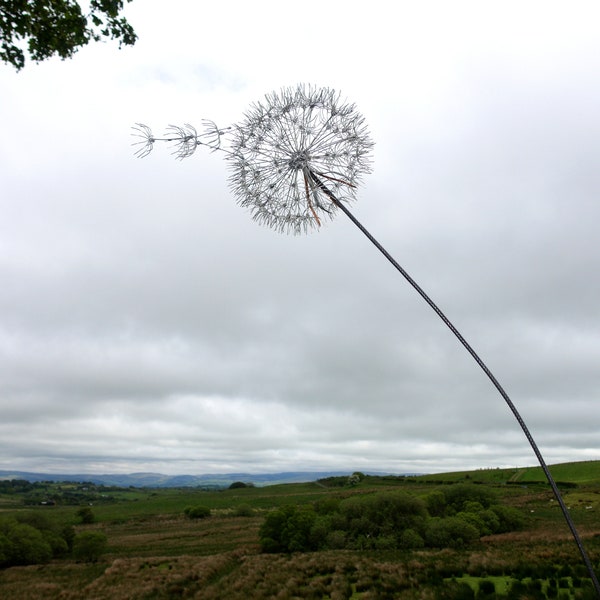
[415,459,600,486]
[0,461,599,599]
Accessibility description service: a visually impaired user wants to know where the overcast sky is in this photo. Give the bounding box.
[1,1,599,476]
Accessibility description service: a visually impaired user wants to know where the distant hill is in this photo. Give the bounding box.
[2,460,596,489]
[0,470,359,488]
[415,460,600,486]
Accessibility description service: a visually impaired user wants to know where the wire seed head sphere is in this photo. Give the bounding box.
[227,85,374,234]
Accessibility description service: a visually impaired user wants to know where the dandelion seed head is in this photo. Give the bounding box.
[227,84,374,234]
[132,84,373,235]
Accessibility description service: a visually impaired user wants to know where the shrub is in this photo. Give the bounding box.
[374,534,397,550]
[43,531,69,557]
[477,509,501,534]
[425,516,480,548]
[489,505,525,532]
[12,512,69,558]
[399,528,425,549]
[0,533,11,565]
[478,579,495,595]
[436,581,475,600]
[507,580,528,599]
[309,515,333,549]
[62,524,76,552]
[259,505,317,553]
[6,523,52,565]
[443,485,496,513]
[425,490,447,517]
[325,530,346,549]
[0,515,76,566]
[339,492,427,541]
[229,481,249,489]
[72,531,107,562]
[313,497,340,515]
[260,506,293,552]
[77,507,95,524]
[233,504,254,517]
[347,472,364,486]
[184,505,211,519]
[455,511,488,536]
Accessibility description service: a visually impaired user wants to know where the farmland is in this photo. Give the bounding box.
[1,461,599,599]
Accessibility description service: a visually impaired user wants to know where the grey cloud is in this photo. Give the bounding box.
[1,1,599,475]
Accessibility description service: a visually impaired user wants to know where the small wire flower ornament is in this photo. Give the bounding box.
[133,84,599,593]
[133,85,373,234]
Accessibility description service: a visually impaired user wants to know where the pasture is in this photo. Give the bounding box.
[0,462,599,599]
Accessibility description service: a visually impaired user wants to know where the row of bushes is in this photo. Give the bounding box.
[259,485,525,553]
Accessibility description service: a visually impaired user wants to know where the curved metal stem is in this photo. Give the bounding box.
[310,172,600,595]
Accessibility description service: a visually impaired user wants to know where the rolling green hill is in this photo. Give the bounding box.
[416,460,600,486]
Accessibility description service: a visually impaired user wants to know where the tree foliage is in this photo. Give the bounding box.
[229,481,254,489]
[5,523,53,564]
[0,512,80,566]
[260,505,318,553]
[424,516,480,549]
[233,504,254,517]
[441,484,496,513]
[76,506,95,524]
[72,531,107,562]
[259,486,525,553]
[0,0,137,71]
[184,505,211,520]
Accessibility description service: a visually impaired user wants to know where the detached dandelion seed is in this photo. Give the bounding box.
[132,85,600,594]
[131,123,155,158]
[165,124,200,160]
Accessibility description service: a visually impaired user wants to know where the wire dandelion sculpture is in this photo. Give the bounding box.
[133,85,372,234]
[134,83,600,593]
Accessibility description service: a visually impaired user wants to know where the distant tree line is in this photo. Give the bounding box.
[259,484,525,553]
[0,479,35,494]
[0,479,119,506]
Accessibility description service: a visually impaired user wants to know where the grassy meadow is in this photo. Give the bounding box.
[0,461,599,599]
